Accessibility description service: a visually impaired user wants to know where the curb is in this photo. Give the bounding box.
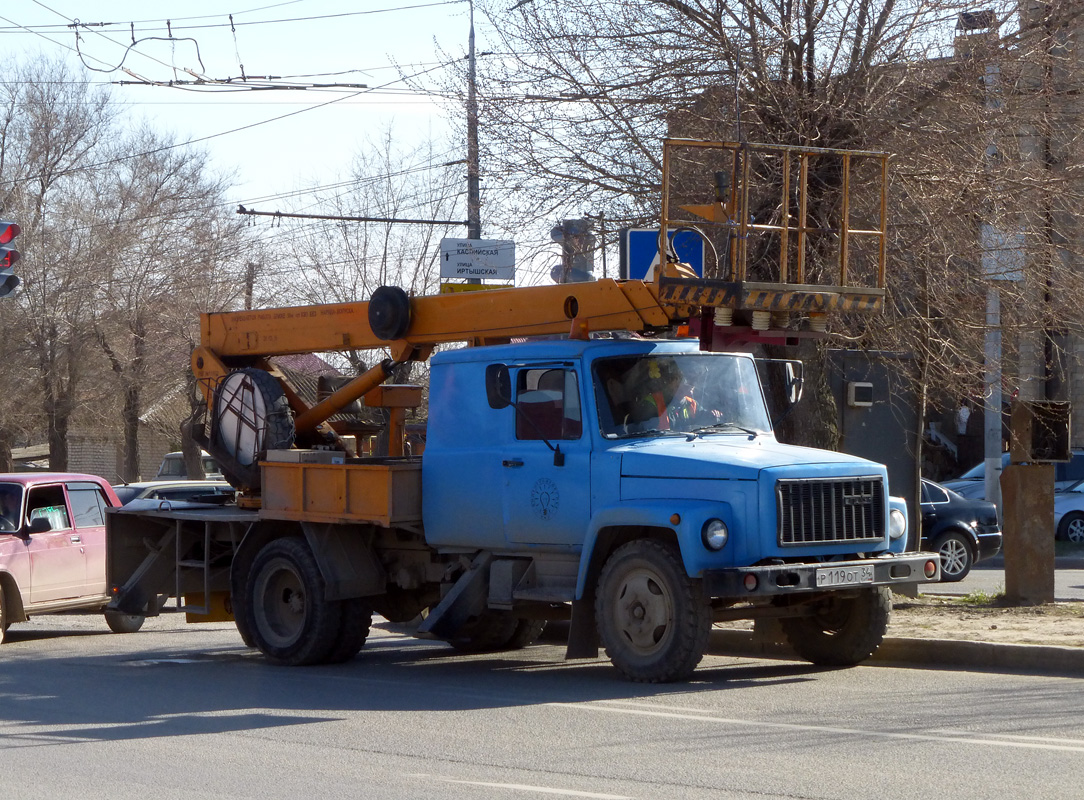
[708,629,1084,677]
[978,557,1084,570]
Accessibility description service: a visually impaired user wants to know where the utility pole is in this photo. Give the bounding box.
[466,0,481,242]
[244,262,258,311]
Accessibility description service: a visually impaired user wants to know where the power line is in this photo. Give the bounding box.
[236,205,467,227]
[1,1,467,34]
[1,58,454,191]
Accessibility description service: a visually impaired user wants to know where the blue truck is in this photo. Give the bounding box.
[107,320,937,683]
[106,140,939,681]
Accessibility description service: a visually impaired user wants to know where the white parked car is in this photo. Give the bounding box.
[112,480,235,506]
[155,450,223,480]
[943,451,1084,502]
[1054,479,1084,542]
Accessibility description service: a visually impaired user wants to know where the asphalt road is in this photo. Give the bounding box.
[2,612,1083,800]
[924,567,1084,601]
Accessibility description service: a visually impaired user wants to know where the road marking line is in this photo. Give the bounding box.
[548,701,1084,754]
[408,774,632,799]
[930,729,1084,746]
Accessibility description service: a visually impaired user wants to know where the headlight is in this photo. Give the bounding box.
[702,518,729,550]
[889,508,907,540]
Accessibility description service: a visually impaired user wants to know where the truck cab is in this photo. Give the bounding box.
[411,337,935,681]
[424,338,905,572]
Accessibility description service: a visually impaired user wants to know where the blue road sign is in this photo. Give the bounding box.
[620,228,704,280]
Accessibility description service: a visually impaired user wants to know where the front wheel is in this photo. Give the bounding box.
[595,539,710,683]
[780,586,891,667]
[1058,512,1084,543]
[104,609,145,634]
[934,531,974,582]
[245,537,342,666]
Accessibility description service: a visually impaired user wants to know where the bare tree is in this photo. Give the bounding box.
[0,56,252,477]
[91,126,252,481]
[269,128,464,373]
[442,1,1084,462]
[0,56,117,469]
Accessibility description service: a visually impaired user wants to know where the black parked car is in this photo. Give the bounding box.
[920,479,1002,582]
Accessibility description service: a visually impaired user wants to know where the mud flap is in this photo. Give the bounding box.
[565,598,599,659]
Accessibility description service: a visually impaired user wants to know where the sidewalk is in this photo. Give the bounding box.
[708,628,1084,676]
[979,555,1084,570]
[708,594,1084,677]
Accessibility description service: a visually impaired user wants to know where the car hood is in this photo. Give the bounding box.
[615,435,880,481]
[1054,492,1084,511]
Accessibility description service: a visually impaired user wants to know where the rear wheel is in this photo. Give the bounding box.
[595,539,710,683]
[323,598,373,664]
[505,619,547,650]
[1057,512,1084,543]
[447,611,521,653]
[245,538,342,665]
[934,531,974,582]
[780,586,891,666]
[104,609,145,634]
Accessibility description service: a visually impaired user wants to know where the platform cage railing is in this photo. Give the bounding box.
[659,139,889,298]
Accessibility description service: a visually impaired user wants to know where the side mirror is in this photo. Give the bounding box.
[26,517,51,535]
[486,364,512,410]
[784,361,804,405]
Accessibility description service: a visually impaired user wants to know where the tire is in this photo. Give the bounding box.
[1058,512,1084,543]
[245,538,342,666]
[595,539,711,683]
[780,586,891,667]
[934,531,974,582]
[0,586,8,645]
[322,598,373,664]
[447,611,521,653]
[504,619,547,650]
[104,609,146,634]
[231,586,256,648]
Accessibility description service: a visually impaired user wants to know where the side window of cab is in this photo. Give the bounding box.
[25,485,72,531]
[67,483,110,529]
[515,368,582,441]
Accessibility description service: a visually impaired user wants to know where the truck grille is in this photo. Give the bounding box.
[776,476,885,546]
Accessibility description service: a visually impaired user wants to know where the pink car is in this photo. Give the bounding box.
[0,473,145,644]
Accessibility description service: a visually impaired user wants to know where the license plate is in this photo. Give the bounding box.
[816,565,874,588]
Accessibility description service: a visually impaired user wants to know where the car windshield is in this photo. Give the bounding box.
[956,452,1010,480]
[594,353,771,438]
[112,485,141,504]
[0,482,24,532]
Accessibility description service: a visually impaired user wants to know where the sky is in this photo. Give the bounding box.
[0,0,473,209]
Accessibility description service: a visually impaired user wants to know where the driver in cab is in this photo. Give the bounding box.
[620,358,722,433]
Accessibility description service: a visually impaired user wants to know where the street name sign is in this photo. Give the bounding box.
[440,238,515,280]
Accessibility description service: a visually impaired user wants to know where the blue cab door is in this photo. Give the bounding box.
[500,367,591,545]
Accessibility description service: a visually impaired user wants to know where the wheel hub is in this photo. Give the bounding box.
[940,540,968,574]
[615,570,673,653]
[255,558,307,648]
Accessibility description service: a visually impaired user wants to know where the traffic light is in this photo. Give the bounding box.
[0,220,20,298]
[550,218,596,284]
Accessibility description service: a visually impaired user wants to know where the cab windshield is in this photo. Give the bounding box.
[594,353,771,438]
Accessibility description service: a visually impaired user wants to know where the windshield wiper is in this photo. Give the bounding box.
[686,421,759,440]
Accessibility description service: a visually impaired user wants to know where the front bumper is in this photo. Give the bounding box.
[976,530,1003,562]
[702,553,940,599]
